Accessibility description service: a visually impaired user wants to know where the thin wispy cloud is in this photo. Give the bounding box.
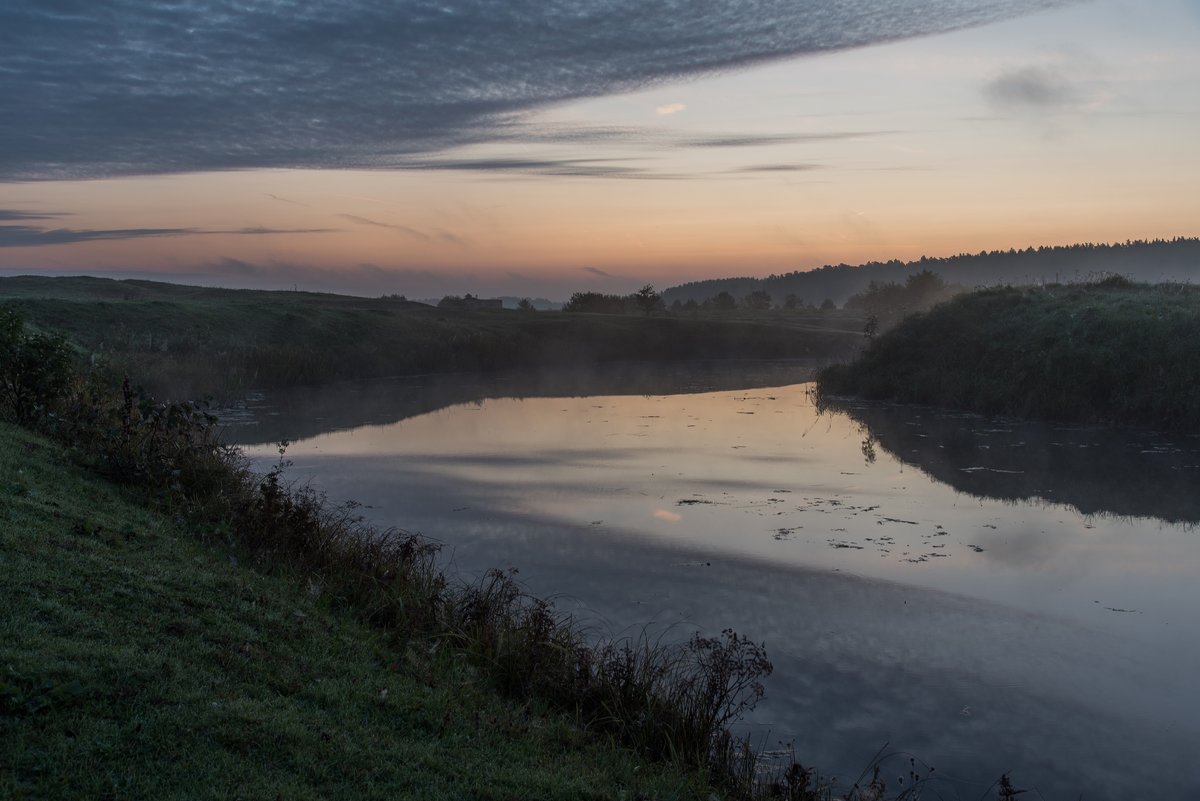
[0,224,336,248]
[266,193,309,207]
[203,258,474,297]
[656,103,687,115]
[402,156,678,180]
[583,267,615,278]
[338,214,469,247]
[732,164,823,174]
[0,0,1069,181]
[339,214,430,241]
[0,209,68,222]
[686,132,884,148]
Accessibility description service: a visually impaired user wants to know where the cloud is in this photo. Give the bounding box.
[0,224,336,248]
[402,156,677,179]
[0,0,1070,180]
[338,214,468,246]
[338,214,431,241]
[686,132,884,148]
[583,266,615,278]
[201,258,467,296]
[0,226,201,247]
[266,193,309,207]
[983,66,1081,111]
[0,209,68,222]
[656,103,686,115]
[733,164,822,173]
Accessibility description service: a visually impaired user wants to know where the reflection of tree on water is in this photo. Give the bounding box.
[823,397,1200,525]
[859,433,877,465]
[223,360,818,446]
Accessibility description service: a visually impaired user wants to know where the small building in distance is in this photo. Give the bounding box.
[436,293,504,310]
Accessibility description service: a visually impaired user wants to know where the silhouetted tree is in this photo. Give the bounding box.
[820,298,837,311]
[634,284,663,316]
[517,298,535,312]
[711,291,736,311]
[743,290,772,311]
[783,293,800,310]
[563,291,628,314]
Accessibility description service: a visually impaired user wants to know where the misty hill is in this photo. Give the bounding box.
[662,238,1200,307]
[1,275,860,400]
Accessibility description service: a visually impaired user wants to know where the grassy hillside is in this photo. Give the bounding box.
[0,421,719,800]
[0,276,861,399]
[817,279,1200,432]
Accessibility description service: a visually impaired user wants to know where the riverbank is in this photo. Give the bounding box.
[1,308,794,800]
[0,276,862,399]
[817,279,1200,431]
[0,422,720,800]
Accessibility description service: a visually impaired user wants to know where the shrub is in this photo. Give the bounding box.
[0,306,74,424]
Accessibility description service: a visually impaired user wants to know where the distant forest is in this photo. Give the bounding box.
[661,238,1200,307]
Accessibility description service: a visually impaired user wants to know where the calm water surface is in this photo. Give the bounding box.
[226,363,1200,800]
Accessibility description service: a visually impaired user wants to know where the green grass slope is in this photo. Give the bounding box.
[817,280,1200,431]
[0,423,712,800]
[1,276,861,399]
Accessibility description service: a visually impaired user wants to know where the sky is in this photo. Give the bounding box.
[1,0,1198,300]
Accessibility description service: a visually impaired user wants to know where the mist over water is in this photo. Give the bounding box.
[226,363,1200,800]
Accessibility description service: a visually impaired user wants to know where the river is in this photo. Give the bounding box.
[223,361,1200,800]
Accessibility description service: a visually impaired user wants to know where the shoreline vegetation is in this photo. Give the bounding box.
[1,306,951,800]
[0,276,864,400]
[2,306,781,799]
[817,278,1200,433]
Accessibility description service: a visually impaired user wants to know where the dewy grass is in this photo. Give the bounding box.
[0,423,720,800]
[817,279,1200,432]
[1,310,778,798]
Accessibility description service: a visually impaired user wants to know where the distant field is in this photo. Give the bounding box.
[817,279,1200,432]
[0,276,864,398]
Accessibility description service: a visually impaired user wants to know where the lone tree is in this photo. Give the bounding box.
[743,290,772,311]
[710,291,736,311]
[634,284,663,316]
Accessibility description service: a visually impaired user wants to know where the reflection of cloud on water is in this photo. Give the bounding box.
[255,448,1200,801]
[977,522,1064,569]
[450,511,1199,801]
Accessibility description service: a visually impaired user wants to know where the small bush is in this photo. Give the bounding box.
[0,306,74,424]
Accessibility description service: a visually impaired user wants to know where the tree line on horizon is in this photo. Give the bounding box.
[660,237,1200,307]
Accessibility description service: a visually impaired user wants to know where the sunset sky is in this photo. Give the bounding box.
[2,0,1197,299]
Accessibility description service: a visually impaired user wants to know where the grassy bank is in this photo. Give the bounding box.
[0,422,719,800]
[817,279,1200,432]
[2,308,798,800]
[0,276,861,399]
